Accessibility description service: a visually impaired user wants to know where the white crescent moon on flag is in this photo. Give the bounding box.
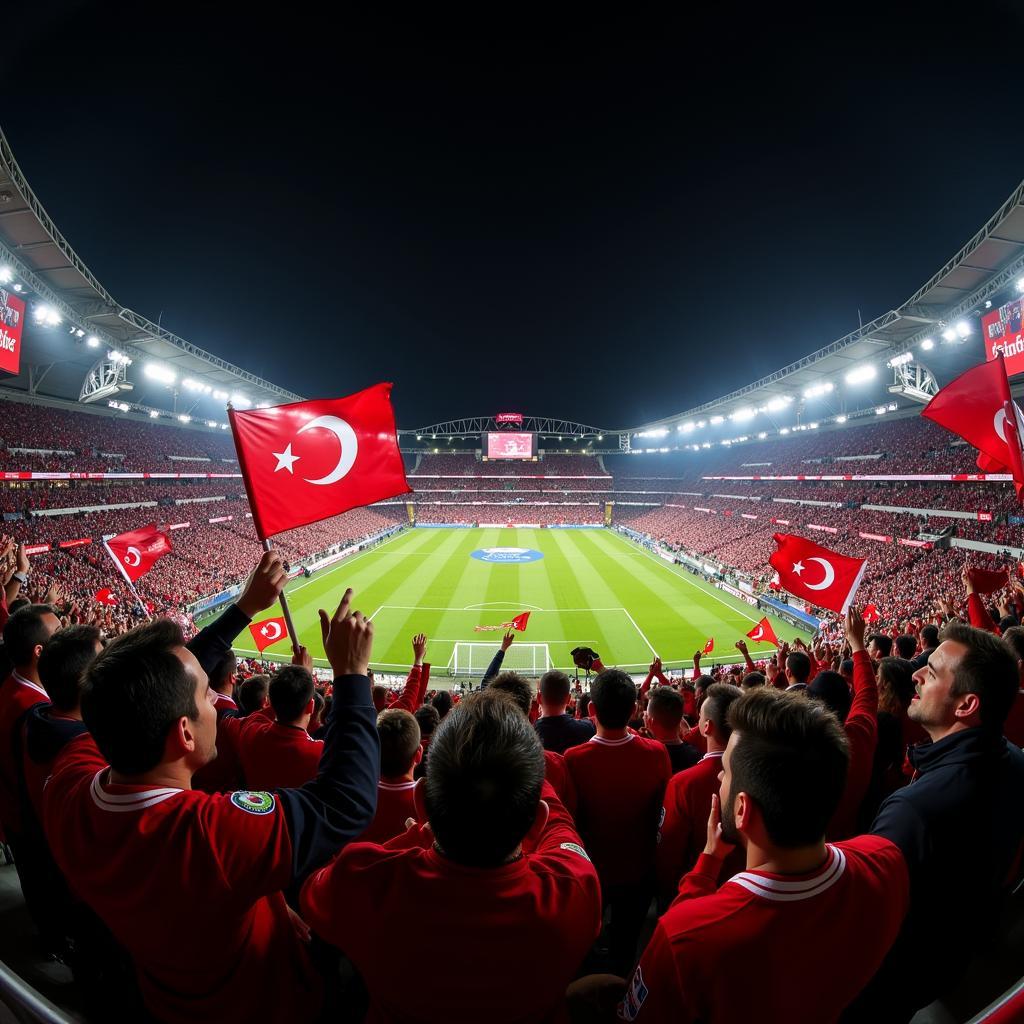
[261,621,283,641]
[804,557,836,591]
[124,546,142,567]
[994,402,1024,442]
[750,626,764,640]
[296,415,358,486]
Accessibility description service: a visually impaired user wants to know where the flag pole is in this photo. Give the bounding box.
[261,537,299,654]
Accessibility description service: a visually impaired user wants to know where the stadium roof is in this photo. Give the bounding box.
[0,124,302,417]
[627,175,1024,437]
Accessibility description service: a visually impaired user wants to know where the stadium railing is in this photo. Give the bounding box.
[0,961,76,1024]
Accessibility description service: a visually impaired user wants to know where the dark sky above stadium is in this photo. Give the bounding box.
[4,4,1024,430]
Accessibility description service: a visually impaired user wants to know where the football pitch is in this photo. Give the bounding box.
[221,527,813,676]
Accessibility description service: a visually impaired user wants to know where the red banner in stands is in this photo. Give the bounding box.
[771,518,790,525]
[859,532,893,543]
[208,515,233,523]
[0,289,25,376]
[703,474,1010,482]
[741,513,758,520]
[58,538,92,549]
[897,538,933,549]
[168,522,191,530]
[806,523,839,534]
[977,511,993,522]
[982,298,1024,376]
[23,543,51,555]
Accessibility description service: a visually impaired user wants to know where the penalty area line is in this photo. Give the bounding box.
[619,607,657,657]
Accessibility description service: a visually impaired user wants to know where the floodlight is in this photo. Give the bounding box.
[213,389,229,401]
[86,336,100,348]
[955,320,970,338]
[710,415,724,425]
[0,267,11,284]
[835,414,847,423]
[845,365,876,385]
[875,406,887,415]
[178,414,191,423]
[942,328,956,342]
[145,363,177,384]
[887,353,913,368]
[149,410,160,418]
[920,338,934,351]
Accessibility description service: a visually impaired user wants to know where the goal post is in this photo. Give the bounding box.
[448,642,553,677]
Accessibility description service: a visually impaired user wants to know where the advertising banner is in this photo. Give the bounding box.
[0,288,25,376]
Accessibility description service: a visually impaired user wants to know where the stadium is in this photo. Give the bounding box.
[0,36,1023,1024]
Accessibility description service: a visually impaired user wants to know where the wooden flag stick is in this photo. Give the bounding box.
[262,537,299,653]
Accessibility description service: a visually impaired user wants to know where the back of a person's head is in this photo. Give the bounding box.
[1001,625,1024,666]
[998,614,1019,635]
[785,651,811,684]
[921,624,940,649]
[694,673,715,695]
[647,687,683,731]
[727,688,849,848]
[372,684,389,712]
[238,674,270,715]
[894,635,917,661]
[740,671,765,690]
[488,672,533,717]
[876,656,915,713]
[377,709,421,777]
[82,619,194,776]
[312,689,325,720]
[425,690,544,867]
[539,669,571,706]
[807,670,851,723]
[2,604,57,669]
[702,682,743,739]
[868,633,893,658]
[38,624,100,713]
[431,690,453,719]
[590,669,637,729]
[211,651,237,692]
[270,666,314,723]
[939,621,1019,731]
[414,703,440,736]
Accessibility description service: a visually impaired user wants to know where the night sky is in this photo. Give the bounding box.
[4,4,1024,430]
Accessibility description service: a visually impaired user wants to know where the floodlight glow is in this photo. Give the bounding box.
[845,365,876,385]
[780,427,790,434]
[1016,276,1024,293]
[598,435,603,441]
[145,363,177,384]
[920,338,934,351]
[212,389,229,401]
[679,422,695,433]
[875,406,887,415]
[178,414,191,423]
[231,393,251,408]
[256,402,270,409]
[758,431,767,439]
[730,407,756,422]
[34,305,61,326]
[765,397,790,413]
[696,420,706,428]
[942,327,956,342]
[207,420,218,428]
[803,382,834,399]
[809,422,818,429]
[0,267,11,284]
[710,415,724,425]
[149,410,160,418]
[13,284,22,292]
[701,442,711,448]
[955,320,971,338]
[835,414,847,423]
[86,336,100,348]
[887,353,913,368]
[888,402,898,411]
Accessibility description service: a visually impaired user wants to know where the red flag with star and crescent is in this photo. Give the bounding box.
[228,382,411,539]
[249,616,289,652]
[746,616,780,647]
[103,524,173,585]
[94,588,119,607]
[768,533,867,616]
[702,637,714,655]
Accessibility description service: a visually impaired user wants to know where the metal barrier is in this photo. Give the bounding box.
[0,962,76,1024]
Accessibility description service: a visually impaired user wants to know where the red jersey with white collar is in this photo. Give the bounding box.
[564,733,671,887]
[300,787,601,1023]
[240,721,323,790]
[0,670,49,834]
[543,748,577,816]
[359,780,417,846]
[621,835,909,1023]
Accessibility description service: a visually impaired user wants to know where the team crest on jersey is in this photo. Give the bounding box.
[559,842,591,861]
[618,966,649,1021]
[230,791,276,815]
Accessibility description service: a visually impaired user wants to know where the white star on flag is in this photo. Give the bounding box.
[792,560,804,575]
[272,443,300,474]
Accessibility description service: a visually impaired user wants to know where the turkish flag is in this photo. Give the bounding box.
[922,356,1024,500]
[509,611,531,632]
[769,534,867,616]
[746,617,780,647]
[968,566,1009,595]
[768,572,782,591]
[103,524,173,584]
[249,616,289,652]
[229,383,411,538]
[703,637,714,655]
[94,588,119,606]
[862,604,881,623]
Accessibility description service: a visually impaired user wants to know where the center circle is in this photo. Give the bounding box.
[471,547,544,564]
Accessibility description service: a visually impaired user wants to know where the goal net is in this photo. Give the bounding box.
[448,642,553,677]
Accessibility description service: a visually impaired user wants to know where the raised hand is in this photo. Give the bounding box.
[236,551,289,620]
[703,792,737,860]
[845,606,867,653]
[292,644,313,671]
[318,588,374,676]
[15,542,29,575]
[500,629,516,652]
[735,639,748,654]
[412,632,428,664]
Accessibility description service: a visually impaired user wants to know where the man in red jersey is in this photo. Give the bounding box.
[239,664,324,789]
[643,687,700,774]
[605,687,909,1024]
[565,668,671,975]
[43,577,379,1024]
[301,690,601,1023]
[656,682,743,905]
[357,708,420,845]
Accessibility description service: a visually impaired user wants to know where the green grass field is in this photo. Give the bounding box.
[217,527,812,676]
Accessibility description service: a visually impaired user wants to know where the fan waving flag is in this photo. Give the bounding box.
[473,611,532,633]
[862,604,881,624]
[746,617,779,647]
[94,588,119,607]
[968,566,1009,595]
[922,355,1024,500]
[249,616,289,652]
[229,382,411,539]
[769,533,867,616]
[702,637,714,655]
[104,524,173,585]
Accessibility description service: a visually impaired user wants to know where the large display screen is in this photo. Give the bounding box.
[983,298,1024,376]
[0,288,25,376]
[485,432,536,459]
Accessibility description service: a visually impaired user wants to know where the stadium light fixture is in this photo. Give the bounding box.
[12,284,22,292]
[920,338,934,351]
[887,353,913,368]
[710,415,724,425]
[730,407,755,422]
[207,420,218,428]
[220,424,228,430]
[86,336,100,348]
[598,435,603,441]
[149,410,160,418]
[875,406,887,415]
[765,397,791,413]
[145,362,177,385]
[212,389,229,401]
[696,420,706,429]
[888,402,898,411]
[701,442,711,449]
[679,422,694,433]
[835,414,847,423]
[416,435,422,440]
[1016,276,1024,293]
[74,328,85,338]
[178,414,191,423]
[231,393,252,408]
[955,320,971,338]
[757,431,767,439]
[0,267,11,284]
[33,304,62,327]
[779,427,790,434]
[845,365,876,385]
[941,327,957,342]
[803,382,834,399]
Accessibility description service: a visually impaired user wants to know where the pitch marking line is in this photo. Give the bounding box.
[369,605,628,614]
[463,601,545,611]
[284,530,415,596]
[619,607,657,656]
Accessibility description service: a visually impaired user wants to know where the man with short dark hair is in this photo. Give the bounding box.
[894,635,917,661]
[413,702,440,780]
[193,653,244,793]
[909,623,939,672]
[644,687,699,773]
[431,689,453,721]
[850,621,1024,1022]
[566,669,671,974]
[867,633,893,660]
[536,668,596,753]
[783,650,811,692]
[301,691,601,1023]
[239,665,324,790]
[44,580,380,1024]
[237,674,270,716]
[358,708,421,845]
[615,688,909,1023]
[210,652,238,712]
